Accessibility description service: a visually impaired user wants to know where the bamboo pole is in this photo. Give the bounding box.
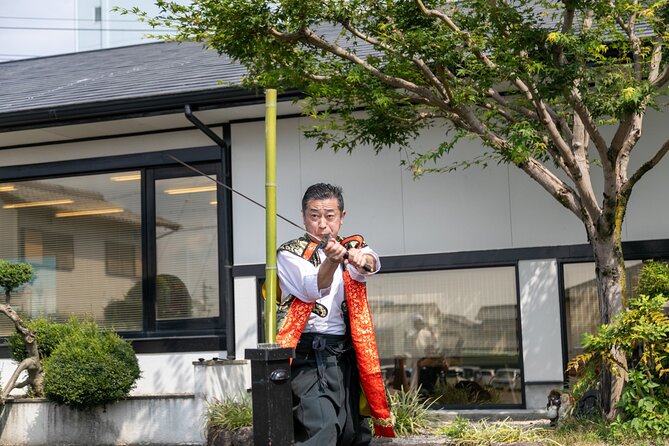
[265,89,278,344]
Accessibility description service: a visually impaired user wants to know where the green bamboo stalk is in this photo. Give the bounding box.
[265,88,277,343]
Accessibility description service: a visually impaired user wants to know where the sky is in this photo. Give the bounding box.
[0,0,184,62]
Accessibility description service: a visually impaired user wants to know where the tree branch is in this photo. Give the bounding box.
[415,0,495,69]
[486,89,539,121]
[648,38,663,83]
[567,90,610,159]
[622,138,669,199]
[614,7,643,81]
[651,64,669,88]
[271,26,446,108]
[0,357,39,403]
[519,157,583,218]
[339,20,455,103]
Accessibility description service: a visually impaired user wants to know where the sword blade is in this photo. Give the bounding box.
[167,154,372,272]
[166,154,323,242]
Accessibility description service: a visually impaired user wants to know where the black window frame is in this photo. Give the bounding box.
[0,145,233,355]
[557,238,669,385]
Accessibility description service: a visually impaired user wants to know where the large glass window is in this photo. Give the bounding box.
[563,260,644,383]
[367,266,522,407]
[155,175,219,321]
[0,162,224,339]
[0,172,143,333]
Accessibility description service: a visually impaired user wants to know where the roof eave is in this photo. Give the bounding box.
[0,87,305,133]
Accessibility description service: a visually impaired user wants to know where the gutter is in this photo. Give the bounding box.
[0,88,304,133]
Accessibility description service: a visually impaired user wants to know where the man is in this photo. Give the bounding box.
[276,183,395,445]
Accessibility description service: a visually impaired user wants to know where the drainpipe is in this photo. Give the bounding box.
[183,105,235,359]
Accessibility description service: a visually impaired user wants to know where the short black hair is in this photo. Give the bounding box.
[301,183,344,212]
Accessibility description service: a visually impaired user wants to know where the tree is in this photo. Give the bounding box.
[125,0,669,416]
[0,260,43,402]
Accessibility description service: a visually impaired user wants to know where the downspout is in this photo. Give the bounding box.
[183,105,235,359]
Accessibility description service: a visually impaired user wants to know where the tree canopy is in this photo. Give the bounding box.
[127,0,669,416]
[130,0,669,318]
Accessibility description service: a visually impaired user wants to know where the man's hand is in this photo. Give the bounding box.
[323,236,347,264]
[317,236,346,290]
[345,248,375,273]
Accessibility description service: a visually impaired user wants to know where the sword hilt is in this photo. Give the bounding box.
[343,252,374,273]
[320,234,374,272]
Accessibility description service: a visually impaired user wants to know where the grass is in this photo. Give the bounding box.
[205,395,253,432]
[387,386,438,436]
[431,416,669,446]
[438,416,559,445]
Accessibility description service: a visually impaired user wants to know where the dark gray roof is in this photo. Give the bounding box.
[0,41,254,130]
[2,41,245,112]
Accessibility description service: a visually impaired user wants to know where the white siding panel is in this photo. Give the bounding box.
[508,167,587,247]
[519,260,564,383]
[234,276,259,356]
[231,119,303,265]
[624,107,669,242]
[399,129,513,254]
[296,117,406,257]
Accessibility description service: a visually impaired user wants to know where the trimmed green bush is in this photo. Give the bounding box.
[6,318,75,362]
[42,319,140,409]
[0,260,34,298]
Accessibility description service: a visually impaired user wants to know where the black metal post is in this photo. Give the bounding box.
[245,344,294,445]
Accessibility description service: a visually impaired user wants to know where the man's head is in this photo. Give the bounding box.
[301,183,344,213]
[302,183,346,241]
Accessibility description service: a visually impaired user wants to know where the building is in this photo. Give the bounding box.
[0,0,185,62]
[1,41,668,411]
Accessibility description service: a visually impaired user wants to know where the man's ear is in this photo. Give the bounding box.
[341,209,347,222]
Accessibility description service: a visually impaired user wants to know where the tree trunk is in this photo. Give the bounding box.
[590,233,628,419]
[0,302,44,402]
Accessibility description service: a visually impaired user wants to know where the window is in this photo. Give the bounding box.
[106,241,141,278]
[366,266,522,407]
[0,171,144,332]
[0,156,228,346]
[154,173,219,321]
[562,260,645,384]
[22,229,74,271]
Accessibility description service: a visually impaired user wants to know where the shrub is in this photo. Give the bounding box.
[6,318,75,362]
[42,319,140,409]
[206,395,253,431]
[636,260,669,298]
[0,260,34,298]
[388,386,435,436]
[569,292,669,438]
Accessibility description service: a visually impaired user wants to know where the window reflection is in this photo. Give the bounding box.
[155,176,219,321]
[0,173,143,333]
[367,266,522,407]
[563,260,643,385]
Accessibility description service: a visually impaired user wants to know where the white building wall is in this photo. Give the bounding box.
[231,111,669,264]
[0,103,667,398]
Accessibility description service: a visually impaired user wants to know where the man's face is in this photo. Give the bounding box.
[302,198,346,241]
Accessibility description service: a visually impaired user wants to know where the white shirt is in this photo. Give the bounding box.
[277,245,380,335]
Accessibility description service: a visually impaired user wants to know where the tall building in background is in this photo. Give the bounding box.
[0,0,185,62]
